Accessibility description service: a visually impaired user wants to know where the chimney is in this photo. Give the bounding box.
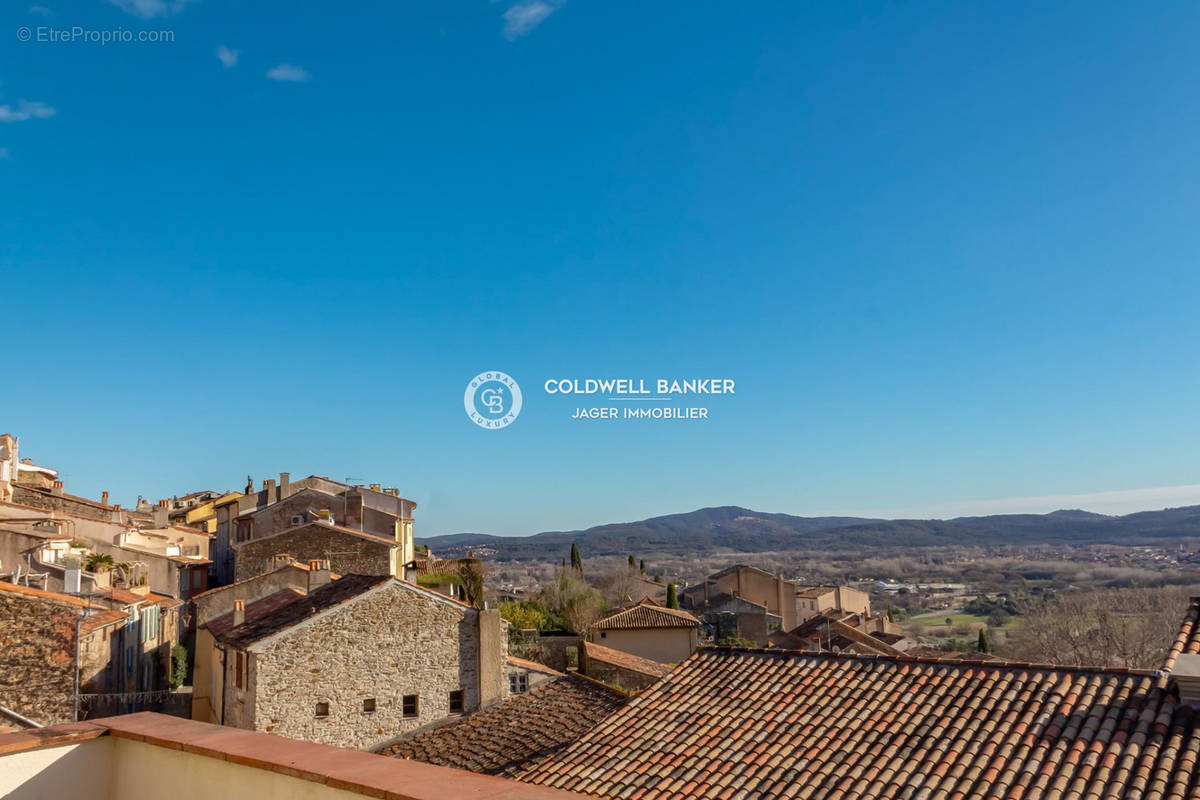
[232,599,245,627]
[1176,653,1200,705]
[307,559,331,592]
[158,498,168,508]
[264,478,276,503]
[51,480,63,496]
[101,491,109,505]
[476,608,504,709]
[279,472,291,499]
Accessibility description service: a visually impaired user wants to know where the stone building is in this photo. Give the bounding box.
[190,557,329,723]
[212,575,507,749]
[682,565,892,645]
[0,580,180,725]
[211,474,415,585]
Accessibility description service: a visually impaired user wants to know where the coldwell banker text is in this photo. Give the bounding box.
[544,377,735,421]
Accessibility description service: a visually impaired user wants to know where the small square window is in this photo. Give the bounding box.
[509,672,528,694]
[315,702,329,718]
[449,690,465,714]
[402,694,418,718]
[362,698,376,713]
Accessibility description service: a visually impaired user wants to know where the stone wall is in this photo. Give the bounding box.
[12,485,122,523]
[0,591,79,725]
[192,563,309,626]
[249,581,506,749]
[233,525,392,582]
[532,634,584,672]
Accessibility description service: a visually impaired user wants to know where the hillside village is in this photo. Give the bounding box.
[3,430,1200,799]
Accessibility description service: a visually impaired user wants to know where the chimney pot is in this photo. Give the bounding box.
[307,560,332,592]
[232,598,246,627]
[101,491,109,505]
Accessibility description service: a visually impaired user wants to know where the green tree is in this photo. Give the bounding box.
[569,543,584,576]
[639,559,645,574]
[977,629,989,654]
[85,553,114,572]
[666,583,679,609]
[628,554,636,570]
[170,645,188,689]
[500,600,547,631]
[886,605,895,623]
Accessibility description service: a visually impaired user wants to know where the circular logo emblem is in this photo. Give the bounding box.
[464,371,522,429]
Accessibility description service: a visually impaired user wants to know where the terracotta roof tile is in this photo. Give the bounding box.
[583,641,673,680]
[80,609,130,634]
[205,588,306,638]
[218,575,390,649]
[1163,595,1200,671]
[518,649,1194,800]
[380,675,626,776]
[592,599,700,631]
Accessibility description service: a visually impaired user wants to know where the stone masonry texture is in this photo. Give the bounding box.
[0,591,79,725]
[249,581,507,749]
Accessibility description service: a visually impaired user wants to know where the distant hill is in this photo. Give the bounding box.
[418,504,1200,561]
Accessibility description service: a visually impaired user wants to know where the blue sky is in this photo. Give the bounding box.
[3,1,1200,535]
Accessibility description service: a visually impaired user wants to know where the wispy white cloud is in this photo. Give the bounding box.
[867,483,1200,520]
[216,45,238,68]
[0,100,56,122]
[107,0,195,18]
[28,5,52,16]
[266,63,310,83]
[502,0,564,40]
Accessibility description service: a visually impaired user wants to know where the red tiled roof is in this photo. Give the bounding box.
[205,588,306,638]
[508,655,565,677]
[771,614,907,657]
[218,575,391,649]
[80,609,129,634]
[582,641,672,680]
[591,599,699,631]
[380,675,626,776]
[1164,595,1200,671]
[519,648,1195,800]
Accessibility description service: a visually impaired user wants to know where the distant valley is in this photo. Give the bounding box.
[419,504,1200,561]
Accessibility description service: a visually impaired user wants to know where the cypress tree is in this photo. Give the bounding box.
[977,629,989,653]
[628,554,636,570]
[666,582,679,609]
[570,543,583,576]
[639,559,645,574]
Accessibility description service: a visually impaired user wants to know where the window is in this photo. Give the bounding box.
[402,694,418,718]
[315,702,329,718]
[509,672,528,694]
[600,631,607,638]
[235,652,244,689]
[449,690,465,714]
[142,605,159,642]
[362,698,376,713]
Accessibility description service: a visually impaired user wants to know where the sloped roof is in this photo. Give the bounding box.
[1164,595,1200,671]
[206,588,306,639]
[380,675,625,776]
[591,599,699,631]
[772,614,907,657]
[218,575,390,649]
[519,648,1195,800]
[508,656,565,677]
[582,641,672,680]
